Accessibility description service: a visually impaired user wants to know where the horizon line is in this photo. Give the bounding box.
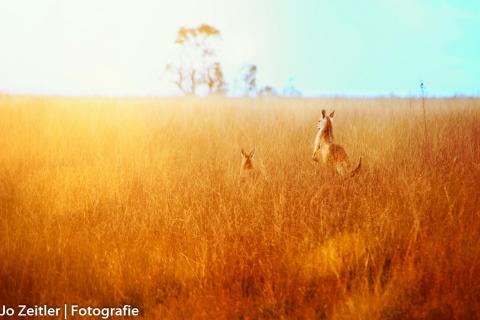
[1,92,479,100]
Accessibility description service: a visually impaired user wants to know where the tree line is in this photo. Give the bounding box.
[165,24,300,97]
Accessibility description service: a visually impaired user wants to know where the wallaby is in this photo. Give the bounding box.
[312,110,361,177]
[240,148,256,171]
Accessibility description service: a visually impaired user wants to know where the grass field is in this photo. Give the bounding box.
[0,96,479,319]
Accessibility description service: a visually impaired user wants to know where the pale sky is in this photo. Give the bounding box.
[0,0,478,96]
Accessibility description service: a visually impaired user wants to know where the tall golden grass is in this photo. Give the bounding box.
[0,96,479,319]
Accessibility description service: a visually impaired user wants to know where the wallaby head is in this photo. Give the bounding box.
[241,148,255,170]
[316,109,335,143]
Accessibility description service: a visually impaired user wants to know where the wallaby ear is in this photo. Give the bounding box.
[329,111,335,118]
[241,148,246,157]
[321,110,326,118]
[250,148,256,158]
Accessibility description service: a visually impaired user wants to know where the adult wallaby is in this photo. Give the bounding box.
[312,110,361,177]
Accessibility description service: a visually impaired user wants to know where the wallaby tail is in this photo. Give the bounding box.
[350,157,362,177]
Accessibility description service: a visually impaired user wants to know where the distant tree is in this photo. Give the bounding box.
[283,78,302,96]
[166,24,226,95]
[240,64,257,96]
[207,62,227,95]
[258,85,277,97]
